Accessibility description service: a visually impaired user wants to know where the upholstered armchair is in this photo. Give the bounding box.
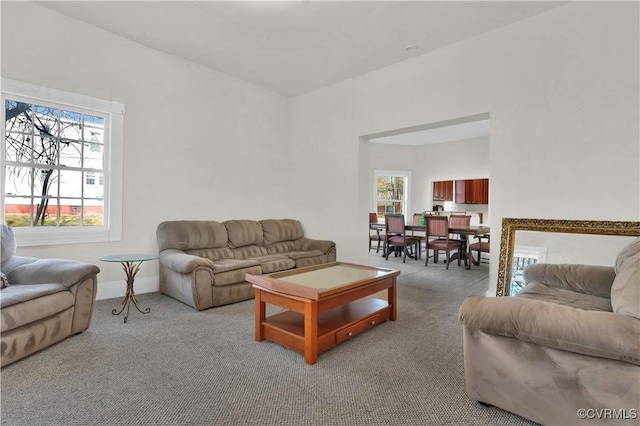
[0,225,99,367]
[459,237,640,425]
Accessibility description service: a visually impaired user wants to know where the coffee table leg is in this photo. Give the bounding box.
[388,279,397,321]
[255,288,265,341]
[304,302,318,365]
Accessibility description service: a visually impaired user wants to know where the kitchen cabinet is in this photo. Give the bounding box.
[455,178,489,204]
[432,180,453,201]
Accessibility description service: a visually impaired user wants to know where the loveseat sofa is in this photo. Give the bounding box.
[459,237,639,425]
[1,225,100,367]
[157,219,336,311]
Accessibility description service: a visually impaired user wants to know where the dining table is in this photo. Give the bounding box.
[374,222,490,268]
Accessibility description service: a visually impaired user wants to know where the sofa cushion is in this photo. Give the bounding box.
[1,225,17,263]
[517,282,612,312]
[213,265,262,287]
[265,241,296,255]
[211,259,259,274]
[611,252,640,319]
[186,247,234,261]
[292,256,328,269]
[522,263,616,298]
[283,250,325,260]
[224,220,264,248]
[1,284,73,332]
[211,259,261,286]
[0,283,67,309]
[252,254,295,274]
[231,245,268,260]
[615,237,640,274]
[261,219,304,245]
[157,221,228,251]
[6,259,100,288]
[282,250,328,268]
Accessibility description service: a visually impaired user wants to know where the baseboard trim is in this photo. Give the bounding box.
[484,290,496,297]
[96,275,159,301]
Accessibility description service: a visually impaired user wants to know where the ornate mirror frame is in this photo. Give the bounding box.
[496,218,640,297]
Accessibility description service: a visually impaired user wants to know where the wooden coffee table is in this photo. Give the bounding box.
[246,262,399,365]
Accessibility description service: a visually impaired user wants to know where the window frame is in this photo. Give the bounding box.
[2,78,124,246]
[373,169,411,219]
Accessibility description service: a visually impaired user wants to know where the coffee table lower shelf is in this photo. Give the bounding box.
[261,297,390,357]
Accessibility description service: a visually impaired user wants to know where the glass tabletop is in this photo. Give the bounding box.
[99,254,159,263]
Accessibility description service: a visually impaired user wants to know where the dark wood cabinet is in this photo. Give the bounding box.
[432,180,453,201]
[455,178,489,204]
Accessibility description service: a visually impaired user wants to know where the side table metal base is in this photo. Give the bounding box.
[111,260,151,323]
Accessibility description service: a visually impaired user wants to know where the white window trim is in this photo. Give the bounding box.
[1,78,124,246]
[373,169,412,219]
[514,245,548,262]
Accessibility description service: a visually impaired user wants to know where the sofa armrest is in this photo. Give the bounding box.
[6,256,100,289]
[295,237,335,254]
[459,296,640,366]
[523,263,616,298]
[159,249,215,274]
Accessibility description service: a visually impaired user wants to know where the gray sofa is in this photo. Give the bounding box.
[157,219,336,311]
[459,237,639,425]
[1,225,100,367]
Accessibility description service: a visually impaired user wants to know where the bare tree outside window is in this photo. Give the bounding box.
[4,99,105,227]
[376,175,406,216]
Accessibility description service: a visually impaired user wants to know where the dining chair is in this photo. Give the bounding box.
[411,213,427,258]
[369,213,385,253]
[425,215,462,269]
[384,214,419,263]
[448,214,472,267]
[469,233,490,266]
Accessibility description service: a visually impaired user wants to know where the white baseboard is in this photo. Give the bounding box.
[484,290,496,297]
[96,275,159,300]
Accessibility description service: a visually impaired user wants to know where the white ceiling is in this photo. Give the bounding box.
[37,1,566,98]
[35,1,566,145]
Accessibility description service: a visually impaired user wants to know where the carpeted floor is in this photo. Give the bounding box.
[0,253,537,425]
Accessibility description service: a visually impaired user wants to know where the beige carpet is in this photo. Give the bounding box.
[0,253,537,425]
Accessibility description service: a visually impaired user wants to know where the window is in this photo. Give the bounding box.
[510,246,548,296]
[2,79,124,246]
[373,170,411,218]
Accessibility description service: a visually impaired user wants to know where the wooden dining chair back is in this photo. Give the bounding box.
[448,214,471,241]
[384,214,419,263]
[448,214,471,227]
[369,213,385,253]
[425,216,462,269]
[410,213,427,257]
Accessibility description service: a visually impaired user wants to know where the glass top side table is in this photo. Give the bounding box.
[99,254,158,323]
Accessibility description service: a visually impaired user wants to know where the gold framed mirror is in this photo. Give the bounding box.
[496,218,640,297]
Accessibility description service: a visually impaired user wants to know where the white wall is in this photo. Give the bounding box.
[291,2,640,293]
[1,2,292,297]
